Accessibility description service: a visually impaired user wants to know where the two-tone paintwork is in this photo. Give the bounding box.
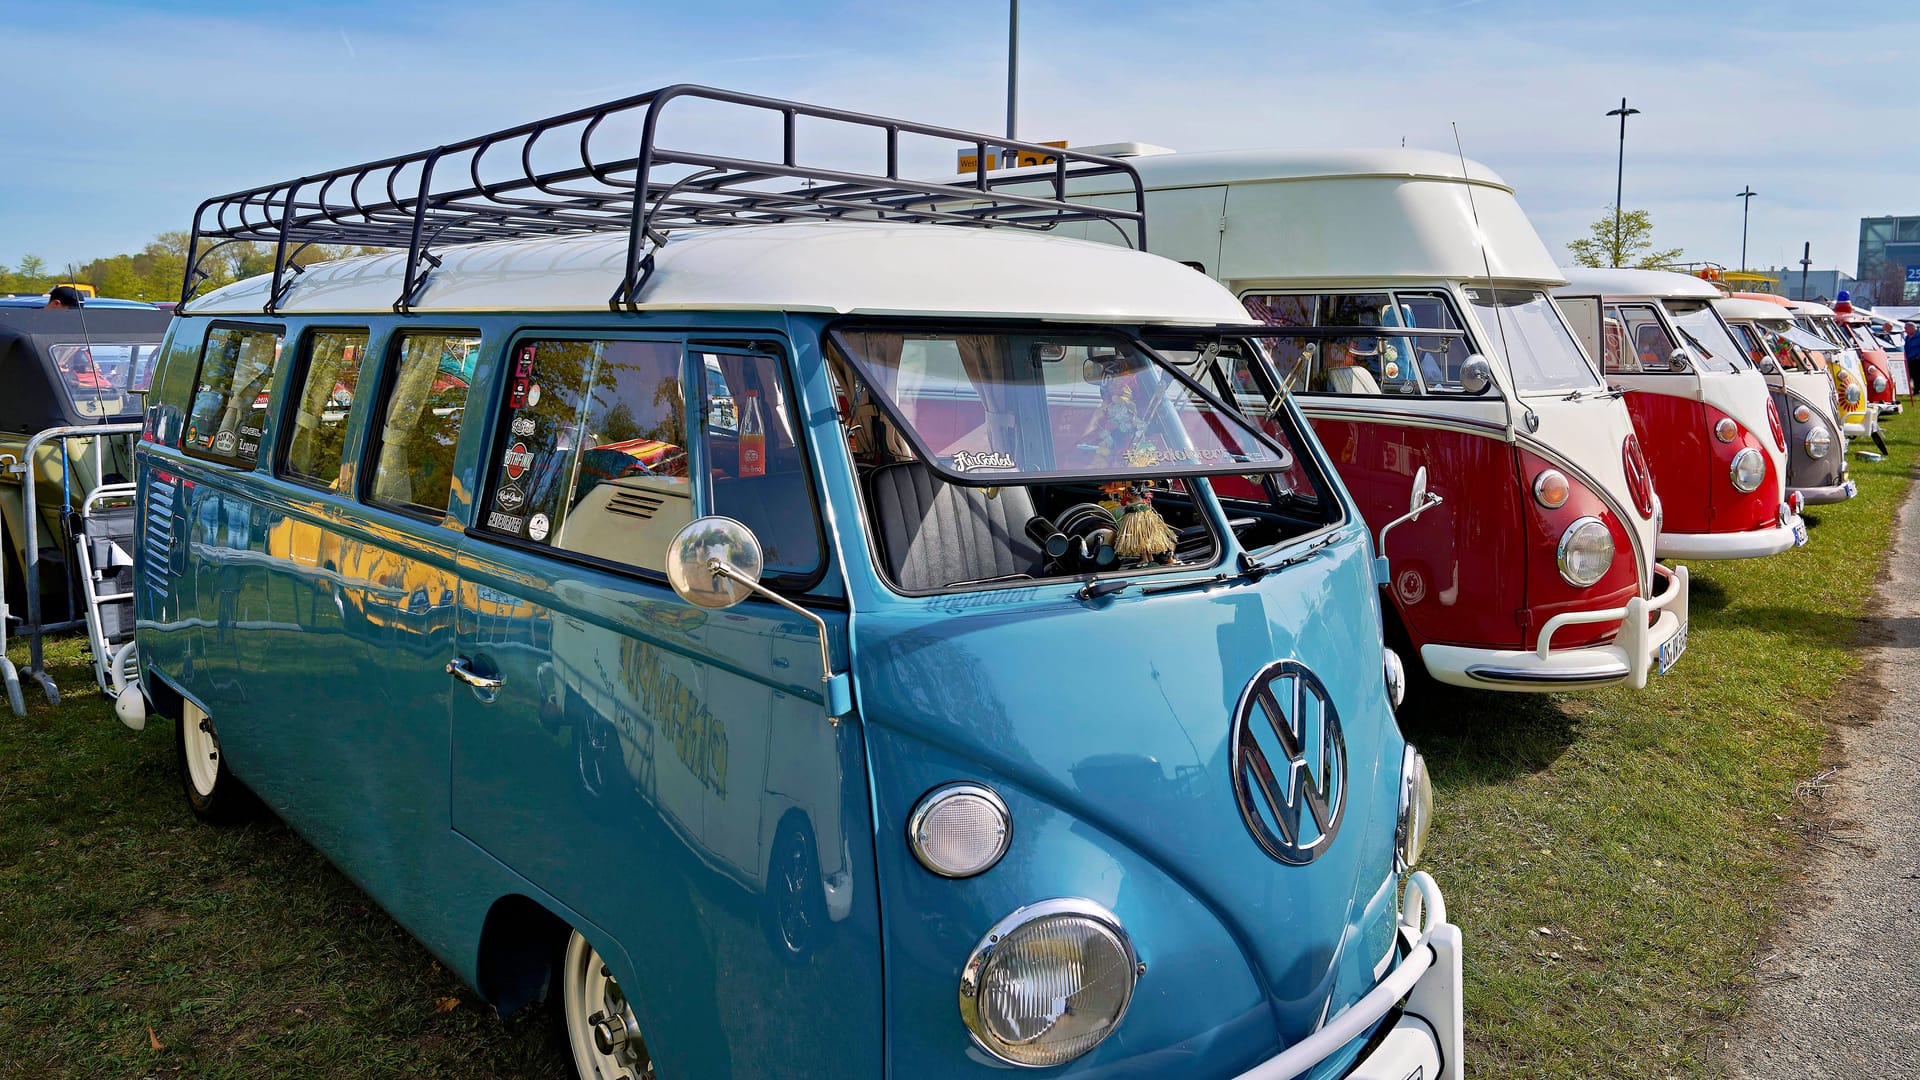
[1711,297,1855,505]
[132,223,1460,1079]
[1551,268,1801,561]
[1058,148,1687,691]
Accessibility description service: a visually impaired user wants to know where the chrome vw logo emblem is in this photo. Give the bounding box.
[1231,660,1346,865]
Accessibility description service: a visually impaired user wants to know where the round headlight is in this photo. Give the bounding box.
[908,784,1011,878]
[1729,448,1765,493]
[1396,746,1433,871]
[1532,469,1570,509]
[959,899,1137,1067]
[1556,516,1614,587]
[1714,417,1739,443]
[1873,375,1889,394]
[1805,425,1832,459]
[1793,404,1813,424]
[1846,383,1863,405]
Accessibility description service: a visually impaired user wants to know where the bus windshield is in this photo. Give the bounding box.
[1663,301,1752,374]
[48,341,163,417]
[1464,288,1601,392]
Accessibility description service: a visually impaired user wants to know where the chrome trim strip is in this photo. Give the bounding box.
[1294,403,1510,441]
[1463,662,1630,684]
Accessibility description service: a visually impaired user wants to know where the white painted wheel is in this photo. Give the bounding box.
[562,930,655,1080]
[181,700,221,798]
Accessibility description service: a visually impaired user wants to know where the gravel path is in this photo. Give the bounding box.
[1728,471,1920,1078]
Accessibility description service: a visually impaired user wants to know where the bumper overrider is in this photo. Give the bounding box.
[1234,872,1462,1080]
[1420,563,1689,691]
[1656,515,1805,560]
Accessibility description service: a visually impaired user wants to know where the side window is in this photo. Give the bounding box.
[1390,291,1472,392]
[184,324,283,466]
[481,338,691,574]
[1616,304,1676,372]
[1601,306,1639,373]
[695,346,823,580]
[281,329,368,490]
[369,332,477,515]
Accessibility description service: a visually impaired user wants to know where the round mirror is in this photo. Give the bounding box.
[1459,355,1494,395]
[1409,465,1430,517]
[1666,347,1692,373]
[666,516,765,610]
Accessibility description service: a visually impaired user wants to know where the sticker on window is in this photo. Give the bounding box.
[951,450,1016,472]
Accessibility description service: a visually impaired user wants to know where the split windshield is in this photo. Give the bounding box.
[1662,301,1752,374]
[48,342,163,417]
[1463,287,1601,392]
[827,328,1286,483]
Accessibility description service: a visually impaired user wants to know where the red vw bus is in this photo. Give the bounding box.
[1061,148,1689,691]
[1552,269,1803,560]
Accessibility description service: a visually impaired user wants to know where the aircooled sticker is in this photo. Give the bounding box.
[528,513,551,542]
[950,450,1016,472]
[494,484,526,512]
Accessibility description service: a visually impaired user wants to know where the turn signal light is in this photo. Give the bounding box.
[1793,404,1812,424]
[1714,418,1739,443]
[1532,469,1570,509]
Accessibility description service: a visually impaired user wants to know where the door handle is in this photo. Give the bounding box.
[446,656,504,690]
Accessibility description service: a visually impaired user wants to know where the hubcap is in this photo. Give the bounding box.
[181,702,221,797]
[564,933,654,1080]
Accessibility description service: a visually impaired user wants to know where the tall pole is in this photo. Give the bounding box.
[1736,186,1757,272]
[1006,0,1018,141]
[1800,242,1811,300]
[1606,97,1640,267]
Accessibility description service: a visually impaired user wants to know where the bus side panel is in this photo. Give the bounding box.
[1622,390,1711,534]
[1307,414,1528,650]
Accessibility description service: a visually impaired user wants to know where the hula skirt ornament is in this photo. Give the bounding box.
[1103,482,1177,560]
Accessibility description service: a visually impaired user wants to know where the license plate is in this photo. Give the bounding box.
[1657,621,1688,676]
[1792,520,1809,547]
[1844,479,1859,498]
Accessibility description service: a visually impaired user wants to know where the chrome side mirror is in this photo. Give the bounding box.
[666,517,852,719]
[1666,347,1692,372]
[1375,466,1444,587]
[1459,355,1494,395]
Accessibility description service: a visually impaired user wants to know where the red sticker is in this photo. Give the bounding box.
[503,441,533,480]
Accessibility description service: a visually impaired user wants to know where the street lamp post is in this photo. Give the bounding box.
[1006,0,1019,141]
[1735,186,1757,272]
[1606,97,1640,267]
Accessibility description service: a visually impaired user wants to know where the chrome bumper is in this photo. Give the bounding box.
[1232,872,1462,1080]
[1793,479,1858,505]
[1421,563,1689,692]
[1656,517,1803,561]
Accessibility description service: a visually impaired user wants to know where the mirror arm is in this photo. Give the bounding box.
[709,561,851,722]
[1373,492,1444,586]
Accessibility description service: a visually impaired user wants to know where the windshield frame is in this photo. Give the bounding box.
[47,340,162,418]
[824,321,1300,489]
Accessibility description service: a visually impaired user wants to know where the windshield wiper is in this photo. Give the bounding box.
[1238,531,1343,582]
[1076,577,1132,601]
[1563,385,1626,402]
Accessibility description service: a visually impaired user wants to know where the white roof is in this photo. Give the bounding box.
[1714,297,1796,322]
[1551,267,1724,300]
[1787,299,1837,316]
[1067,147,1514,194]
[183,222,1255,326]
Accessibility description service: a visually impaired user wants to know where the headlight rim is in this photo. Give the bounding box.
[1713,417,1739,444]
[1556,515,1615,588]
[1532,468,1570,510]
[1729,447,1765,493]
[958,897,1139,1068]
[1804,424,1832,460]
[908,782,1012,879]
[1395,745,1433,871]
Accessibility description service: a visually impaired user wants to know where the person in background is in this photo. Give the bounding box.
[1903,318,1920,403]
[44,285,83,310]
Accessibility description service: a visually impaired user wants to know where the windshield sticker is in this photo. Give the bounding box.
[511,415,536,438]
[503,442,534,481]
[950,450,1017,472]
[487,510,524,533]
[526,384,542,409]
[494,484,526,512]
[528,513,551,542]
[213,431,237,455]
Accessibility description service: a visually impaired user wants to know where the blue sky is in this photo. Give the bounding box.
[3,0,1916,282]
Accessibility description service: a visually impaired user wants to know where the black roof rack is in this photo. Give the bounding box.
[182,84,1148,314]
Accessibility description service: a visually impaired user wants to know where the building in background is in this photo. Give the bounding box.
[1857,215,1920,305]
[1756,267,1858,303]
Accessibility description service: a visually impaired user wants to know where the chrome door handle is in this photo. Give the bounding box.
[446,656,504,690]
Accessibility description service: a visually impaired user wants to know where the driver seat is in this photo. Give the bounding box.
[867,461,1042,591]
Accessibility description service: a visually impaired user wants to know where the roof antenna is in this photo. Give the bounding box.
[63,264,111,425]
[1450,123,1532,433]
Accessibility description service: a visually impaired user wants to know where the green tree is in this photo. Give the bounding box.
[13,254,50,292]
[1566,206,1684,270]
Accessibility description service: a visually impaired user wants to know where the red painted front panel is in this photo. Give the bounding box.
[1622,389,1710,533]
[1307,415,1529,650]
[1515,448,1643,650]
[1701,403,1780,532]
[1860,350,1896,406]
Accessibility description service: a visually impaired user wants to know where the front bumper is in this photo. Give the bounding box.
[1420,562,1689,692]
[1875,400,1901,416]
[1232,872,1462,1080]
[1793,478,1858,505]
[1656,516,1804,561]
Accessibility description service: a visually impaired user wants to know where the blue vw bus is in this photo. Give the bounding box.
[123,87,1460,1079]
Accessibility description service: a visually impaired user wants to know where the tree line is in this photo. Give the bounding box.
[0,233,384,302]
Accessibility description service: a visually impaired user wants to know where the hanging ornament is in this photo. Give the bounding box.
[1105,481,1177,559]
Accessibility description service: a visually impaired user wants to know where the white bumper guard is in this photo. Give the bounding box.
[1420,562,1689,691]
[1656,515,1805,561]
[1233,871,1462,1080]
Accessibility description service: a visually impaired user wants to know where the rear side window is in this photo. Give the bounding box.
[1243,291,1475,396]
[694,346,822,578]
[369,332,477,515]
[281,329,368,490]
[184,325,283,466]
[481,338,692,574]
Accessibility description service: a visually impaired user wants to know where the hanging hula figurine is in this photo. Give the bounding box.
[1083,355,1179,560]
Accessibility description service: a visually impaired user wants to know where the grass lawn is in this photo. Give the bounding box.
[0,421,1913,1079]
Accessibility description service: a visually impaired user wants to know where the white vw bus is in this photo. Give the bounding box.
[1053,148,1688,691]
[1551,268,1803,560]
[1712,297,1855,505]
